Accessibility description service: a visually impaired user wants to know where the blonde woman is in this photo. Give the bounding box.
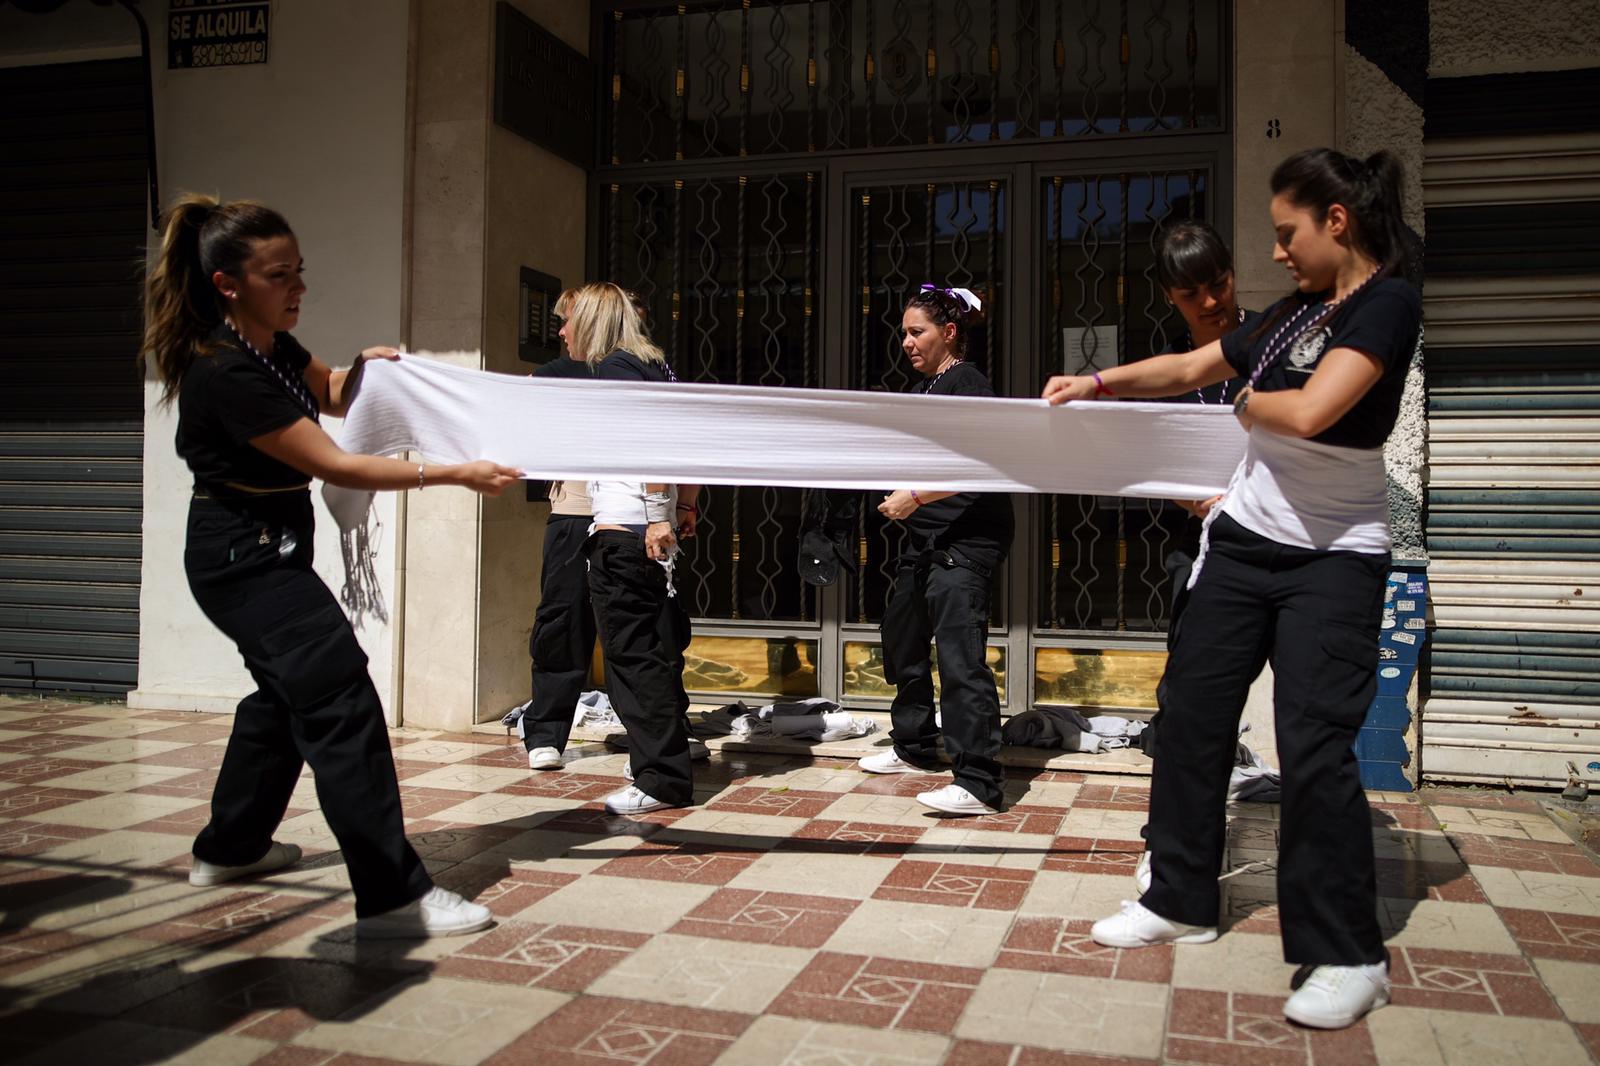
[559,283,700,814]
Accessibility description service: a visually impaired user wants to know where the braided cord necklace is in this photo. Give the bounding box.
[224,320,320,423]
[1246,269,1380,390]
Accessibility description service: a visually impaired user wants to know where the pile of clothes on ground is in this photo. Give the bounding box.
[501,690,621,739]
[696,697,878,743]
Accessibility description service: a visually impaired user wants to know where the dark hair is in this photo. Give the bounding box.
[904,286,985,358]
[1154,219,1233,292]
[141,193,295,403]
[1247,148,1413,344]
[1270,147,1412,280]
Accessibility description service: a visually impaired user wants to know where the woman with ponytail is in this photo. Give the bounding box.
[144,194,520,938]
[1042,148,1421,1029]
[859,284,1014,818]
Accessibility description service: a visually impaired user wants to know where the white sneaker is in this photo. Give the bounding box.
[1135,850,1153,895]
[355,886,494,939]
[1283,962,1391,1029]
[916,784,999,816]
[1091,900,1218,948]
[189,842,302,887]
[858,750,936,775]
[604,784,676,815]
[527,746,563,770]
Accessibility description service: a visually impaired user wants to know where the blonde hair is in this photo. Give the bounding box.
[564,282,665,369]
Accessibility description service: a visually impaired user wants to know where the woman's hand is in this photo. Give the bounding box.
[645,520,678,560]
[1042,375,1099,406]
[676,505,698,540]
[878,490,919,522]
[453,461,523,496]
[1175,494,1224,519]
[359,346,401,364]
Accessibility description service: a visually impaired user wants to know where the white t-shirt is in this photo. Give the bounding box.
[588,481,678,528]
[1218,429,1390,554]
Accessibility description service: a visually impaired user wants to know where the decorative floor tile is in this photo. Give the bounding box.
[587,932,813,1013]
[705,786,843,819]
[1430,805,1573,843]
[397,765,530,794]
[434,922,647,991]
[1498,907,1600,963]
[779,819,927,857]
[957,968,1169,1059]
[1531,957,1600,1024]
[670,888,859,947]
[497,772,623,802]
[727,849,899,899]
[1472,866,1600,916]
[995,916,1175,983]
[1448,832,1600,877]
[1388,946,1560,1018]
[430,866,577,917]
[873,860,1034,910]
[719,1016,951,1066]
[0,733,103,756]
[1071,783,1153,812]
[1171,932,1302,997]
[512,874,717,934]
[1380,899,1521,955]
[590,836,763,885]
[481,994,750,1066]
[1054,807,1152,842]
[0,757,107,786]
[0,784,102,818]
[769,952,984,1036]
[1041,835,1145,877]
[0,819,104,857]
[1165,988,1378,1066]
[1374,858,1486,904]
[944,1040,1155,1065]
[41,761,197,793]
[125,891,338,954]
[35,791,202,831]
[822,899,1014,967]
[908,828,1058,871]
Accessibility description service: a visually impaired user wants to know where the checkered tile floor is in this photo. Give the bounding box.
[2,694,1598,1066]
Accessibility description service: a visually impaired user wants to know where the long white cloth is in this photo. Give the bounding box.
[324,354,1247,531]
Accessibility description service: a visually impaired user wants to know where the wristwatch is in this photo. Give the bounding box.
[1233,387,1252,416]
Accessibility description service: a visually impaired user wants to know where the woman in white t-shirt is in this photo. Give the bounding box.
[1043,147,1422,1031]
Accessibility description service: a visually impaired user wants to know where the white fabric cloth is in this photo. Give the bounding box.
[1219,429,1391,554]
[324,354,1247,531]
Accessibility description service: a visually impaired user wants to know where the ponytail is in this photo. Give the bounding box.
[140,194,295,404]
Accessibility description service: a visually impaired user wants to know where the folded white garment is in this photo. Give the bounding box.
[324,354,1247,532]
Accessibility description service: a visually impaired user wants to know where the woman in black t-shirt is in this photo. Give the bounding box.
[1043,149,1422,1030]
[142,195,519,939]
[859,285,1014,817]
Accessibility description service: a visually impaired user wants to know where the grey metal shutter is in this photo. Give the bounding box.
[0,58,147,694]
[1420,68,1600,786]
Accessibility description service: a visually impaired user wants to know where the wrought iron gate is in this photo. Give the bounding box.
[594,0,1230,710]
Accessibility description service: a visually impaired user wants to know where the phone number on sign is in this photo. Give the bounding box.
[188,40,266,67]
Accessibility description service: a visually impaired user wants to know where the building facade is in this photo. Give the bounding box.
[1,0,1595,786]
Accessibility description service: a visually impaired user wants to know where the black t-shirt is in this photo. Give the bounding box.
[1221,277,1421,449]
[593,348,671,383]
[901,361,1015,566]
[533,355,595,379]
[1155,309,1261,406]
[175,326,317,493]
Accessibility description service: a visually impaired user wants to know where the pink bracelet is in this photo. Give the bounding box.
[910,490,924,506]
[1092,372,1115,397]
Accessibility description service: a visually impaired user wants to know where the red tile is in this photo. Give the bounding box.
[499,773,628,802]
[131,769,222,800]
[592,836,763,885]
[1423,789,1544,814]
[1578,1023,1600,1062]
[125,803,214,836]
[0,928,98,979]
[431,866,578,917]
[0,785,102,818]
[1373,858,1485,903]
[1388,945,1559,1018]
[770,951,984,1035]
[136,722,237,744]
[1448,832,1600,877]
[948,1041,1156,1066]
[0,820,104,857]
[436,921,647,991]
[538,806,687,837]
[405,825,526,863]
[780,819,927,856]
[1043,835,1144,876]
[1165,989,1377,1066]
[0,733,100,756]
[126,890,337,953]
[0,714,104,733]
[873,859,1034,910]
[995,916,1174,983]
[670,888,859,948]
[132,744,235,770]
[482,995,750,1066]
[0,757,106,784]
[1369,802,1439,831]
[958,804,1071,837]
[1498,906,1600,963]
[1073,783,1152,812]
[706,786,842,819]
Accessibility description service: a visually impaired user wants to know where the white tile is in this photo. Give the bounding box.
[587,933,813,1013]
[956,968,1168,1059]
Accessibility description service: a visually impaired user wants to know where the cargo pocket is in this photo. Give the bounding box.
[530,601,575,670]
[1307,621,1379,728]
[255,599,369,709]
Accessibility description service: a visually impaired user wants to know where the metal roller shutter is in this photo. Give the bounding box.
[0,58,147,694]
[1420,68,1600,786]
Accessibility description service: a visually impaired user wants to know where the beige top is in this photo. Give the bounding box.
[549,479,593,517]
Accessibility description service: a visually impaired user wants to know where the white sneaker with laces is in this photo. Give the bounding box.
[355,886,494,939]
[527,746,563,770]
[1135,850,1153,894]
[189,841,302,887]
[604,784,675,815]
[1091,899,1218,948]
[1283,962,1390,1029]
[916,784,999,816]
[858,750,936,775]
